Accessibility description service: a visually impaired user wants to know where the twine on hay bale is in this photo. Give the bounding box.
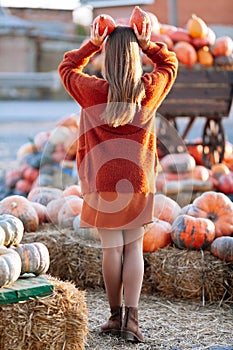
[143,245,233,305]
[0,276,88,350]
[22,224,104,290]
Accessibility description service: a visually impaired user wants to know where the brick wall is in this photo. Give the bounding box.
[146,0,233,27]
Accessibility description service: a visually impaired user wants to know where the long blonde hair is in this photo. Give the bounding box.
[101,26,145,127]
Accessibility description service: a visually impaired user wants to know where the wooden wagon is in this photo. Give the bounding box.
[157,66,233,168]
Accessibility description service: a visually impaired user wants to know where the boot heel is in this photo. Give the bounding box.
[122,306,144,343]
[121,330,139,342]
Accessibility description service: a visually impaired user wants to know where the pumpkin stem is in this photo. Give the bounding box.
[207,212,218,222]
[10,202,18,209]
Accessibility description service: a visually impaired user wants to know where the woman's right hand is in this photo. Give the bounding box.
[90,22,108,47]
[133,21,151,51]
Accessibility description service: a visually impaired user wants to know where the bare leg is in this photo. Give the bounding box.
[122,227,145,307]
[98,229,124,307]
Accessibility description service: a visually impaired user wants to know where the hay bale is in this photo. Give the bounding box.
[143,246,233,304]
[0,276,88,350]
[23,225,233,304]
[22,224,104,290]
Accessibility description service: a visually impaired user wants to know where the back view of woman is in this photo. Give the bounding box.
[59,15,178,343]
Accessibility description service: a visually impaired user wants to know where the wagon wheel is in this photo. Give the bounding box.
[202,119,225,168]
[157,115,185,156]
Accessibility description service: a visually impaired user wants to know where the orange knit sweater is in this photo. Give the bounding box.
[58,40,178,198]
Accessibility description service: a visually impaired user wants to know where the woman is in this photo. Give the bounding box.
[58,18,178,343]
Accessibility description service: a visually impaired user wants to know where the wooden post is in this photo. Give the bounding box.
[168,0,178,26]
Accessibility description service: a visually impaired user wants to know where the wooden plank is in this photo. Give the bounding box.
[167,85,231,100]
[0,275,54,305]
[158,99,230,117]
[175,68,233,84]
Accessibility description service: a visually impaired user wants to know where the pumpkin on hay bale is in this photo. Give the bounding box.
[0,276,88,350]
[143,246,233,304]
[22,224,104,290]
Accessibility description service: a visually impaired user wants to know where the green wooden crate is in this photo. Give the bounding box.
[0,275,54,305]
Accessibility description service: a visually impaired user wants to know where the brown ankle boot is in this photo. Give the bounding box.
[101,306,122,336]
[121,306,144,343]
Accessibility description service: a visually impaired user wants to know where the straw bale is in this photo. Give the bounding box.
[22,224,233,304]
[0,276,88,350]
[143,245,233,304]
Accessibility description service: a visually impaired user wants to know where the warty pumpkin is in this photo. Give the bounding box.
[184,191,233,237]
[0,247,22,287]
[0,214,24,247]
[171,214,215,250]
[143,219,172,252]
[210,236,233,262]
[0,195,39,232]
[15,242,50,276]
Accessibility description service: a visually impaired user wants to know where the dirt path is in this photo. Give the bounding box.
[84,289,233,350]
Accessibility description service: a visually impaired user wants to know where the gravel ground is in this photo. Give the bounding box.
[85,289,233,350]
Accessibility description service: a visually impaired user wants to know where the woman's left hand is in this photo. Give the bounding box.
[90,22,108,47]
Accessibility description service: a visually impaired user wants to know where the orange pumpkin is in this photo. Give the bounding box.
[192,165,210,181]
[211,236,233,262]
[150,33,173,50]
[129,6,151,34]
[46,197,65,224]
[143,219,172,252]
[154,193,181,224]
[217,172,233,194]
[92,14,116,36]
[15,179,32,194]
[0,195,39,232]
[169,28,192,43]
[171,214,215,250]
[184,191,233,237]
[211,36,233,57]
[63,184,83,198]
[23,166,39,183]
[197,46,214,67]
[173,41,197,68]
[58,195,83,228]
[187,138,204,165]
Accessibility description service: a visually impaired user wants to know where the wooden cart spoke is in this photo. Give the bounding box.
[202,119,225,168]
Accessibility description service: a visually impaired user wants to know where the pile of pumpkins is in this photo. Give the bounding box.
[90,8,233,70]
[144,191,233,263]
[156,143,233,196]
[3,113,79,198]
[0,213,50,288]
